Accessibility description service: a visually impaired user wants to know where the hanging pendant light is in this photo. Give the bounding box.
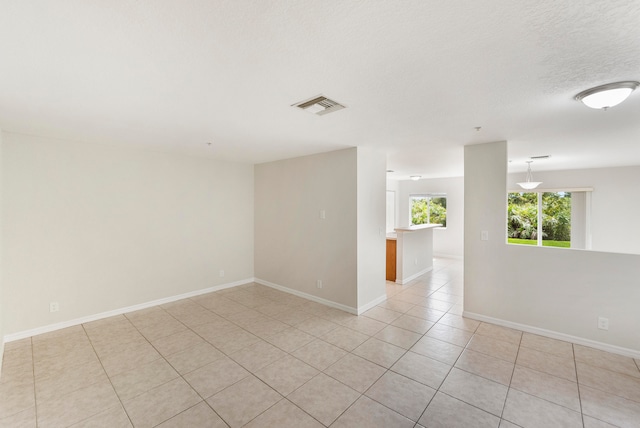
[517,161,542,190]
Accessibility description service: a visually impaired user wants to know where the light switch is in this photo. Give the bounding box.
[481,231,489,241]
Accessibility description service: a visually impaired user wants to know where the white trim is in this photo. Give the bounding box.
[434,252,463,260]
[4,278,254,343]
[0,341,4,378]
[396,266,433,285]
[463,311,640,360]
[254,278,358,315]
[507,187,594,193]
[585,191,592,250]
[357,294,388,315]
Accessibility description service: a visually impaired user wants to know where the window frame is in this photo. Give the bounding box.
[506,187,593,249]
[409,193,447,228]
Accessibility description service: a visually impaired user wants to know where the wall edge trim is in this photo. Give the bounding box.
[357,294,387,315]
[396,266,433,285]
[254,278,358,315]
[433,253,463,260]
[463,311,640,359]
[4,278,254,342]
[0,342,4,379]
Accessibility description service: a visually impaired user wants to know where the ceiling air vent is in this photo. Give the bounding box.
[292,95,346,116]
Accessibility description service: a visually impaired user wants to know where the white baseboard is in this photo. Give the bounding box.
[434,253,463,260]
[396,266,433,285]
[0,340,4,378]
[3,278,254,343]
[463,311,640,360]
[357,294,387,315]
[254,278,359,315]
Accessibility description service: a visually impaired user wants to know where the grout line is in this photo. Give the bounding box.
[500,330,524,421]
[146,304,242,426]
[80,323,136,428]
[30,337,38,427]
[412,304,471,424]
[14,267,452,426]
[162,288,335,426]
[573,343,587,428]
[16,259,632,427]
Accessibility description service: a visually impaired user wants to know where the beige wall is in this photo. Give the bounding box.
[0,129,4,371]
[254,148,359,309]
[2,132,254,335]
[254,147,386,312]
[356,147,386,308]
[465,141,640,357]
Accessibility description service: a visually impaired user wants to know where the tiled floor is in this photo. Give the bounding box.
[1,258,640,427]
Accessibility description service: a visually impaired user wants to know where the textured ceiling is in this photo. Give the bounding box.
[1,0,639,179]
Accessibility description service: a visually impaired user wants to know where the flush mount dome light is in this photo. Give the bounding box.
[575,81,639,110]
[410,175,421,181]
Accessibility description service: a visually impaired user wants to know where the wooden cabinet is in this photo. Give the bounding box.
[386,239,396,282]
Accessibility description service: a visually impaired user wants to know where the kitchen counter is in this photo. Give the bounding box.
[390,224,441,284]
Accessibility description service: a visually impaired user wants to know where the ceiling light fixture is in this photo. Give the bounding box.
[517,161,542,190]
[574,81,639,110]
[410,175,421,181]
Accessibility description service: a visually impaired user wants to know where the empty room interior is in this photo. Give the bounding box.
[1,1,640,427]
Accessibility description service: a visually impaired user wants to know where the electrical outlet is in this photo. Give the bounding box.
[414,258,418,265]
[316,279,323,289]
[219,270,225,278]
[49,301,59,313]
[319,210,326,220]
[597,316,609,331]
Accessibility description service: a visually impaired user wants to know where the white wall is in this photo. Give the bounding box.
[397,176,464,258]
[466,142,640,356]
[395,228,435,284]
[508,165,640,255]
[2,132,254,335]
[356,147,386,308]
[254,148,358,309]
[386,179,400,233]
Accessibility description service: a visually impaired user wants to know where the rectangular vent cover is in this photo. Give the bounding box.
[293,95,346,116]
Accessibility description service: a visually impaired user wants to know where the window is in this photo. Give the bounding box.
[410,194,447,227]
[507,191,572,248]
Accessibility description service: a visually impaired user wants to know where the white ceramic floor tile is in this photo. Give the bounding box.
[4,258,640,428]
[287,373,360,426]
[391,351,451,389]
[331,396,414,428]
[439,368,508,417]
[419,392,500,428]
[365,371,435,421]
[502,388,582,428]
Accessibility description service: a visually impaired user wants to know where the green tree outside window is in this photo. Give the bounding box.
[411,196,447,227]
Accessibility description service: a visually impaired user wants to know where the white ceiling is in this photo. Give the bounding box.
[1,1,639,179]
